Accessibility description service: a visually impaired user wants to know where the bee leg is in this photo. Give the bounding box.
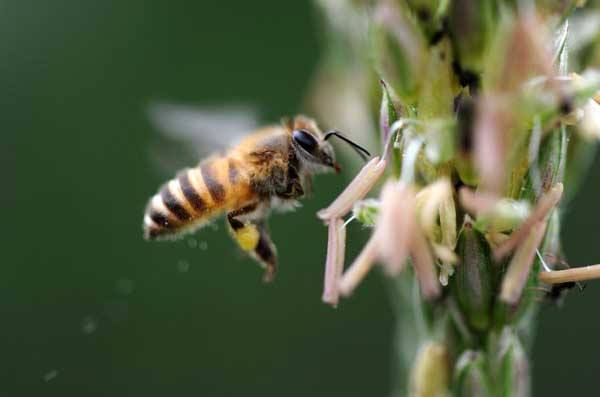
[253,222,278,283]
[278,180,304,199]
[227,205,278,282]
[227,204,261,251]
[277,168,304,200]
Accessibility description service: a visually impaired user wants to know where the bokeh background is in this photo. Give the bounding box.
[5,1,599,396]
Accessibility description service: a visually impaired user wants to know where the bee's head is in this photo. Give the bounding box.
[287,115,370,174]
[291,128,339,173]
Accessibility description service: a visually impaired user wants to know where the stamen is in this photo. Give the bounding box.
[410,226,442,300]
[439,188,457,250]
[416,178,454,242]
[317,157,387,220]
[338,233,379,297]
[375,181,414,275]
[473,96,509,196]
[322,218,347,307]
[500,221,547,304]
[538,264,600,284]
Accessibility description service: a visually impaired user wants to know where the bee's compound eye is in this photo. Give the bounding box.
[292,129,318,153]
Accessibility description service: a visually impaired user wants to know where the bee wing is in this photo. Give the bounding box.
[147,101,260,175]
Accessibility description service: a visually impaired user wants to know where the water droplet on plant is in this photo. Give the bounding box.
[81,316,97,334]
[199,241,208,251]
[187,239,198,248]
[43,369,59,382]
[177,260,190,273]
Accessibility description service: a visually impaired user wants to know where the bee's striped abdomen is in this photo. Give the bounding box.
[143,157,253,240]
[200,161,226,204]
[178,170,207,212]
[161,180,193,222]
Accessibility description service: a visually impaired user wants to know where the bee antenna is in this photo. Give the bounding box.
[324,131,371,162]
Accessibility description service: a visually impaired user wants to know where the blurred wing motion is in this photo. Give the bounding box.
[147,102,260,173]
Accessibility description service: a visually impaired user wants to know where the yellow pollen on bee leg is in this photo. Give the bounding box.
[235,224,260,251]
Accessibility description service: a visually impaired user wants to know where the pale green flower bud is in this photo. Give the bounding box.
[448,0,495,73]
[411,341,450,397]
[452,218,493,331]
[496,328,530,397]
[579,98,600,140]
[454,351,492,397]
[372,2,426,101]
[352,199,380,227]
[424,119,456,165]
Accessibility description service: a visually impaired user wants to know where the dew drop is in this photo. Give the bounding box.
[43,369,59,382]
[187,239,198,248]
[177,260,190,273]
[81,316,97,335]
[198,241,208,251]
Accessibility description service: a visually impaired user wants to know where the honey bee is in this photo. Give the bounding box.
[143,110,370,282]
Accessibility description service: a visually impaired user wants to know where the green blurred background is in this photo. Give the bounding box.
[4,1,599,396]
